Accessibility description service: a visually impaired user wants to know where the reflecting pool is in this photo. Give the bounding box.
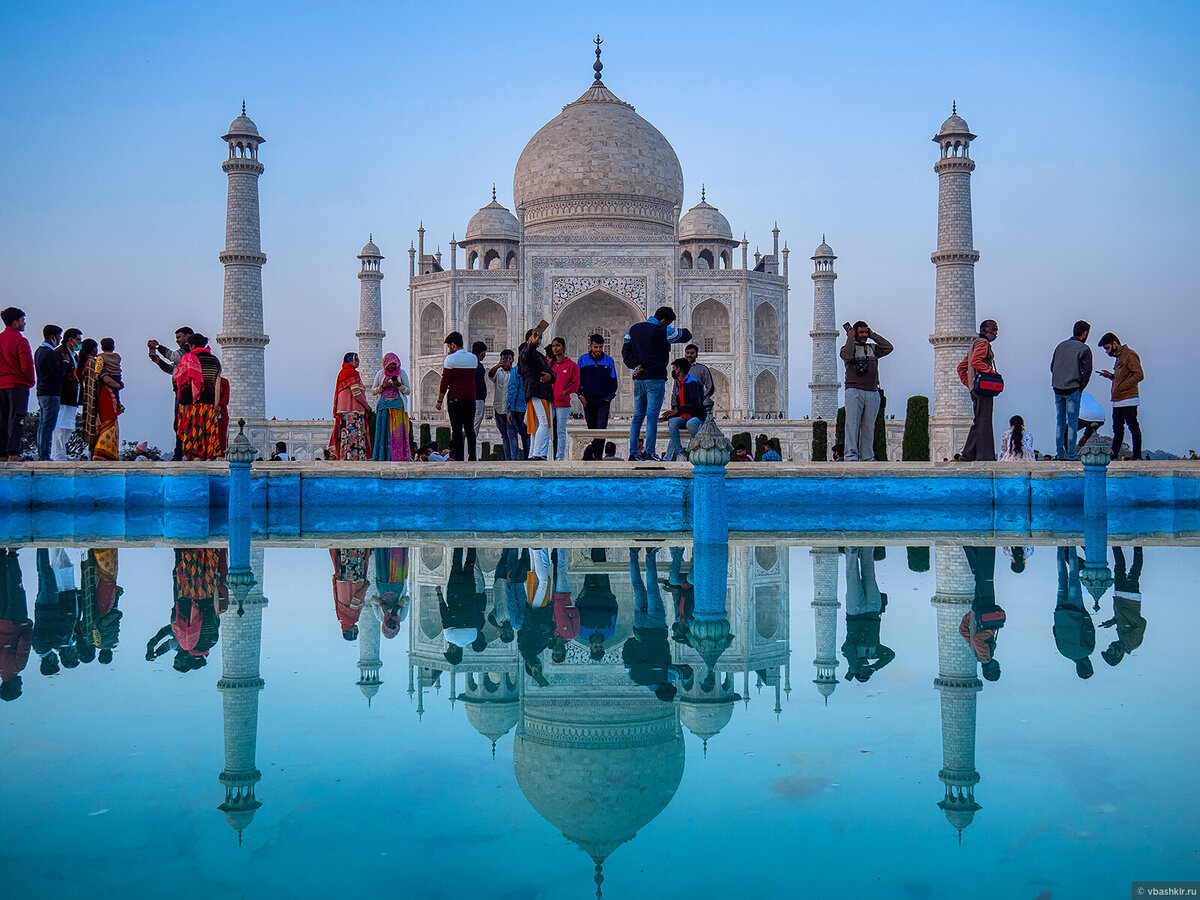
[2,539,1197,899]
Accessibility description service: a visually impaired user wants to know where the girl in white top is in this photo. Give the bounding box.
[999,415,1036,461]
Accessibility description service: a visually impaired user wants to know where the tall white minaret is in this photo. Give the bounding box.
[931,544,981,842]
[929,106,979,461]
[218,547,268,845]
[356,236,385,397]
[809,238,839,422]
[217,104,269,424]
[810,547,840,702]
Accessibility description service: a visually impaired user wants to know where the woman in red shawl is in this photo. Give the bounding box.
[329,352,372,460]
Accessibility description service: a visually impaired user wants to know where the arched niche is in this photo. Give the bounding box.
[755,585,781,639]
[753,302,779,355]
[468,298,507,354]
[419,304,444,355]
[692,299,730,353]
[420,370,441,415]
[552,288,642,416]
[753,370,778,416]
[710,369,731,413]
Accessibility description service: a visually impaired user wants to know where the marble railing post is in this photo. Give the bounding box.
[688,400,733,545]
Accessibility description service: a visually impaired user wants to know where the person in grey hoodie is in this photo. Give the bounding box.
[1050,320,1093,461]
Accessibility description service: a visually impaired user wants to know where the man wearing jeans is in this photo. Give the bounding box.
[839,320,893,461]
[34,324,64,461]
[1098,332,1144,461]
[434,331,478,461]
[577,334,618,461]
[0,307,35,462]
[487,349,519,460]
[622,306,691,461]
[1050,319,1092,461]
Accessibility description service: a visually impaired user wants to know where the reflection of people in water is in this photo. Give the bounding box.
[488,549,527,643]
[1053,546,1095,679]
[576,548,618,661]
[625,547,692,701]
[550,548,578,664]
[439,547,486,664]
[34,549,79,675]
[841,547,894,682]
[1003,545,1033,574]
[662,546,696,645]
[1,549,32,702]
[331,548,369,642]
[1101,546,1146,667]
[80,549,122,664]
[960,546,1005,681]
[147,548,228,673]
[518,549,555,685]
[372,547,409,639]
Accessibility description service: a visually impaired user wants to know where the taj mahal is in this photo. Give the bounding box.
[213,39,983,462]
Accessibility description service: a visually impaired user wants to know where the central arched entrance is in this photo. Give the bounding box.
[551,288,643,417]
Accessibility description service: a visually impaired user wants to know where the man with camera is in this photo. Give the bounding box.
[839,320,893,462]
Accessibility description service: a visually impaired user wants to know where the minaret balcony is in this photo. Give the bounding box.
[930,249,980,265]
[219,251,267,265]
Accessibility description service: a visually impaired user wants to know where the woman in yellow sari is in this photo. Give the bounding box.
[80,340,120,460]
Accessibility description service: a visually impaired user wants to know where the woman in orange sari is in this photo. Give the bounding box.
[329,352,372,460]
[81,341,120,460]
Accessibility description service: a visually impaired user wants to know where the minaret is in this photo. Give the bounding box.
[810,547,840,702]
[218,546,268,845]
[356,236,385,396]
[217,104,269,424]
[929,106,980,461]
[357,596,383,705]
[809,238,839,421]
[931,544,981,842]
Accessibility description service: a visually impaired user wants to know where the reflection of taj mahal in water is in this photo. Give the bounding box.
[214,39,984,460]
[213,543,991,867]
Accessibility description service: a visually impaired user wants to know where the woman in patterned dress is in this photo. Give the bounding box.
[329,353,372,460]
[371,353,413,461]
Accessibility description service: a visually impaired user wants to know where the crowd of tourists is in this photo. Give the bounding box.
[0,301,1147,466]
[840,316,1145,463]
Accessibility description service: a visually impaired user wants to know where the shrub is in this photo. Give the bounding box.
[902,395,930,461]
[873,389,888,461]
[907,546,930,572]
[419,423,432,448]
[435,426,451,451]
[835,407,845,448]
[811,420,828,461]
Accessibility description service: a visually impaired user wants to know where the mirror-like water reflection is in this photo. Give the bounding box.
[1,539,1195,899]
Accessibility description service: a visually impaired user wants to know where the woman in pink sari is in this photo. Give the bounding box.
[371,352,412,461]
[329,352,372,460]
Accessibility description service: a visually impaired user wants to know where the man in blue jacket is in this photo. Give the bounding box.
[577,333,618,461]
[622,306,691,460]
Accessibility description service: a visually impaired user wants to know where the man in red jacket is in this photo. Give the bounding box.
[1,549,32,701]
[0,307,35,461]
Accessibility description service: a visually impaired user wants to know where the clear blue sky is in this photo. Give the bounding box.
[2,0,1197,452]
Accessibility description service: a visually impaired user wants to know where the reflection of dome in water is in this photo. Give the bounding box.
[465,698,520,742]
[514,700,684,889]
[679,701,734,742]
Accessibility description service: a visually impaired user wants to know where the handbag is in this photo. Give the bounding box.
[974,370,1004,395]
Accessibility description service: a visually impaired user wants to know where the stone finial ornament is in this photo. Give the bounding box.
[1079,431,1113,468]
[226,419,258,465]
[687,400,732,466]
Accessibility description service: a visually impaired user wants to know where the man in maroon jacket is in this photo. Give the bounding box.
[0,307,35,461]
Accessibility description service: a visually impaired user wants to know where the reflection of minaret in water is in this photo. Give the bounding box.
[218,547,267,844]
[810,547,840,703]
[931,544,981,842]
[357,601,383,705]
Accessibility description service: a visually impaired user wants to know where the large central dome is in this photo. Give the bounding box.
[513,77,684,238]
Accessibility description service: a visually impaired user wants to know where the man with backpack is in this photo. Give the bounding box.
[622,306,692,460]
[956,319,1000,461]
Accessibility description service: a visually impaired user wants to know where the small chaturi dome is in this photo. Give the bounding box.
[812,239,836,260]
[679,195,733,242]
[359,236,382,259]
[465,197,521,242]
[223,104,263,142]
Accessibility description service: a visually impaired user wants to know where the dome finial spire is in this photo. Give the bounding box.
[492,182,497,201]
[241,100,246,116]
[952,100,957,115]
[701,183,705,202]
[593,34,603,84]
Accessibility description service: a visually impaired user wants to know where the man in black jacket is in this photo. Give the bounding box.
[34,324,66,461]
[622,306,691,460]
[660,358,708,462]
[518,328,555,461]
